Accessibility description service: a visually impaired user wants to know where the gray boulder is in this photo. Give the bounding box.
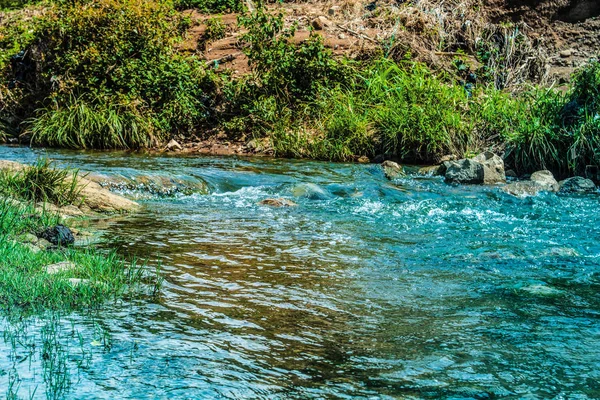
[530,170,559,192]
[472,152,506,184]
[381,161,404,180]
[444,159,484,184]
[559,176,597,194]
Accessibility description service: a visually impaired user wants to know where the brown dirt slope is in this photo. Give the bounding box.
[179,0,599,84]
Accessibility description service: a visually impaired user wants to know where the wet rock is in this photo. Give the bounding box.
[258,198,298,207]
[357,156,370,164]
[45,261,76,274]
[38,224,75,246]
[559,176,597,194]
[472,152,506,184]
[505,169,518,178]
[502,181,544,197]
[530,170,559,192]
[76,175,140,212]
[439,154,458,163]
[165,139,183,152]
[291,183,329,200]
[417,165,441,176]
[381,161,404,180]
[444,159,484,184]
[312,16,332,30]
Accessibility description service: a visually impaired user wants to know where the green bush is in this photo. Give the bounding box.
[4,0,216,148]
[174,0,241,13]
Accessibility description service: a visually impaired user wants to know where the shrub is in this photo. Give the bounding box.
[174,0,241,13]
[5,0,215,148]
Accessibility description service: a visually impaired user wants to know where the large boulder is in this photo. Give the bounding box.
[472,152,506,184]
[444,159,484,184]
[530,170,559,192]
[559,176,597,194]
[381,161,404,180]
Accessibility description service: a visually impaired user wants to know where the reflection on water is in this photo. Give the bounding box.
[1,146,600,399]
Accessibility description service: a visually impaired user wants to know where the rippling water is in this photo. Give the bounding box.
[1,146,600,399]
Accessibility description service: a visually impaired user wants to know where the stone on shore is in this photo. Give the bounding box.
[45,261,77,274]
[38,224,75,246]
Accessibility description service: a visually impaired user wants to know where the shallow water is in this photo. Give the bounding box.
[1,146,600,399]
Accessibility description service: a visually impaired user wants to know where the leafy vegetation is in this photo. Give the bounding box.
[0,1,599,175]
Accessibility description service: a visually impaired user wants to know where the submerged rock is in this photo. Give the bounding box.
[559,176,597,194]
[38,224,75,246]
[381,161,404,180]
[291,183,329,200]
[502,181,545,197]
[472,152,506,184]
[530,170,559,192]
[258,198,298,207]
[417,165,441,176]
[444,159,484,184]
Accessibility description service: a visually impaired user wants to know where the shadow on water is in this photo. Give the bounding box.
[1,146,600,398]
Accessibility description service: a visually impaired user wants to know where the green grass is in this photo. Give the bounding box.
[0,199,155,312]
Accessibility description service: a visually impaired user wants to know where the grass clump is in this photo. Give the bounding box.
[0,158,81,206]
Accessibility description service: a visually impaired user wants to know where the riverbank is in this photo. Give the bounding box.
[1,0,600,178]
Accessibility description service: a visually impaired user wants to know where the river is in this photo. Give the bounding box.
[0,146,599,399]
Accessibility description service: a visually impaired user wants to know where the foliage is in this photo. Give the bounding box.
[30,97,156,149]
[174,0,241,13]
[0,158,82,206]
[238,8,344,102]
[4,0,215,148]
[204,16,226,41]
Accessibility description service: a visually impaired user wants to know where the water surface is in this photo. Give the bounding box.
[0,146,599,399]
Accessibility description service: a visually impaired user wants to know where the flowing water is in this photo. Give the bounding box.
[1,146,600,399]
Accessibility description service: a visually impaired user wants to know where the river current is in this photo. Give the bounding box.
[0,146,599,399]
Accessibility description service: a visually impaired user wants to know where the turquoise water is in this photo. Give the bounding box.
[1,146,600,399]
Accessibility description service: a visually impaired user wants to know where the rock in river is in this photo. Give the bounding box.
[530,170,559,192]
[472,151,506,184]
[559,176,597,194]
[381,161,404,180]
[444,159,484,184]
[258,198,298,207]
